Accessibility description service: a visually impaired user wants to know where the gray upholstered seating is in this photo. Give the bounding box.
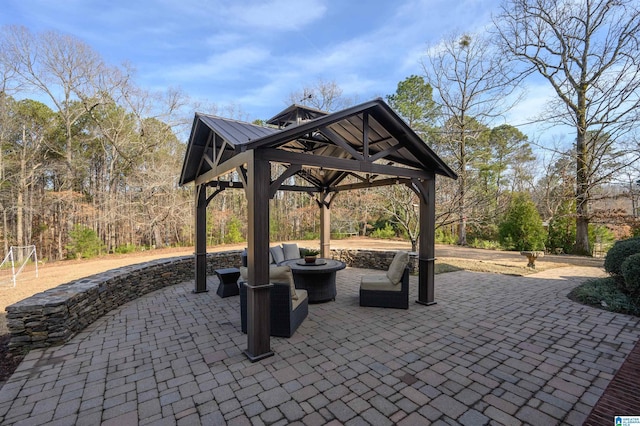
[239,265,308,337]
[359,251,410,309]
[269,243,302,264]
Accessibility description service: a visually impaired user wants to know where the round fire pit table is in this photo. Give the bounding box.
[278,258,346,303]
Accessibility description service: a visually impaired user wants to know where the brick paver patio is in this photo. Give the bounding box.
[0,265,638,425]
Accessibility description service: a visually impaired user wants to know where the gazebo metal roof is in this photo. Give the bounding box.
[180,98,456,190]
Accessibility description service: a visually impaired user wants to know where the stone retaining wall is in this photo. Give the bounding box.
[6,251,242,354]
[330,248,418,273]
[5,248,413,353]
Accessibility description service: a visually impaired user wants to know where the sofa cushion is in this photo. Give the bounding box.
[360,274,399,291]
[269,265,298,300]
[240,266,297,300]
[282,243,300,260]
[292,289,308,310]
[386,251,409,285]
[270,246,285,264]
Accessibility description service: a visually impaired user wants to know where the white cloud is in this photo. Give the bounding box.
[219,0,328,31]
[159,45,271,81]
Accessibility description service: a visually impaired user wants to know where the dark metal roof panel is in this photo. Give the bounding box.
[266,104,328,127]
[179,113,279,185]
[180,99,457,186]
[199,114,278,146]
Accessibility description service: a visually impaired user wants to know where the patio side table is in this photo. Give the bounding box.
[215,267,241,298]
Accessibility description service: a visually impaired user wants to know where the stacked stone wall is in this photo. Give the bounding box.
[330,248,418,273]
[6,251,242,354]
[5,248,412,353]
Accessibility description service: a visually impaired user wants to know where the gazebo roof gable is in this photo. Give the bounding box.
[179,98,457,188]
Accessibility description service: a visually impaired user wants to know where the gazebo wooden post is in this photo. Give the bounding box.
[194,184,208,293]
[416,177,437,305]
[319,192,331,258]
[244,153,273,361]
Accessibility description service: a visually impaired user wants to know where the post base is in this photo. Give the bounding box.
[244,350,274,362]
[416,300,437,306]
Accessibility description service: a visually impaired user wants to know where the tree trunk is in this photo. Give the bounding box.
[2,206,8,254]
[457,131,467,246]
[574,103,590,255]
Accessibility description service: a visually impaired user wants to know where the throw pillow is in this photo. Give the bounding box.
[270,265,298,300]
[270,245,285,264]
[239,266,248,281]
[282,243,301,260]
[386,251,409,285]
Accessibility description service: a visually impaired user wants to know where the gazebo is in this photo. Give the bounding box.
[179,98,457,361]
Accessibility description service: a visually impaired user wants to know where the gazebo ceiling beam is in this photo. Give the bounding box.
[236,165,248,187]
[195,131,215,179]
[363,112,370,158]
[214,134,229,167]
[318,126,364,160]
[195,151,253,186]
[261,148,432,180]
[369,142,402,162]
[269,164,302,198]
[205,180,246,190]
[332,177,415,192]
[276,184,323,193]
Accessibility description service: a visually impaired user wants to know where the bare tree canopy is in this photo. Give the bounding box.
[286,78,356,112]
[495,0,640,254]
[422,32,522,245]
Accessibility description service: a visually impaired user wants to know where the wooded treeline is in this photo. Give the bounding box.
[0,0,639,261]
[0,26,193,261]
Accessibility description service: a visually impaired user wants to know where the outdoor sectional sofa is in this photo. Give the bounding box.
[241,243,303,267]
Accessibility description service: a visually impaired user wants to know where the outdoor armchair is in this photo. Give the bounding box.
[359,251,410,309]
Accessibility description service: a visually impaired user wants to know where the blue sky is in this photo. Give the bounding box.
[0,0,563,141]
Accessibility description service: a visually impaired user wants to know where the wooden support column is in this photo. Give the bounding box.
[194,185,208,293]
[416,178,436,305]
[319,192,331,258]
[244,153,273,361]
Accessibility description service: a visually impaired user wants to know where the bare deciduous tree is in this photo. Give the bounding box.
[422,33,521,245]
[495,0,640,254]
[287,78,356,112]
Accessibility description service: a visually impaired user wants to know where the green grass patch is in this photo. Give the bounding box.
[434,263,464,274]
[568,276,640,316]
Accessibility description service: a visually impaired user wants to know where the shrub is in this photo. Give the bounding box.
[498,193,546,251]
[370,223,396,239]
[66,225,105,259]
[467,223,499,242]
[621,253,640,300]
[589,224,616,256]
[546,199,575,254]
[568,277,640,316]
[603,237,640,280]
[303,231,320,240]
[469,239,502,250]
[436,228,458,245]
[224,218,245,244]
[114,243,137,254]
